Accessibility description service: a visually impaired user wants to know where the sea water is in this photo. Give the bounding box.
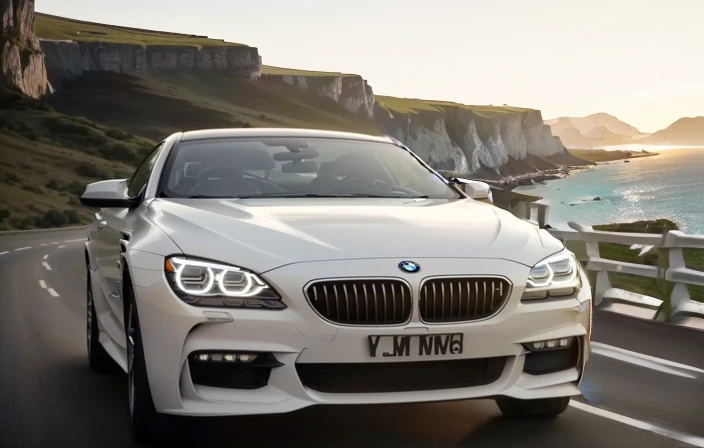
[514,148,704,234]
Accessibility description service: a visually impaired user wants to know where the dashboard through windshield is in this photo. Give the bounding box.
[159,137,461,200]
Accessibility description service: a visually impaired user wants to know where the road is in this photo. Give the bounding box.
[1,227,703,448]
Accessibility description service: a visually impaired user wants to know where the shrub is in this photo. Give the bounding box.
[44,116,92,136]
[3,172,21,184]
[9,217,32,230]
[20,127,38,141]
[21,184,43,194]
[67,181,86,196]
[35,209,69,228]
[99,142,137,162]
[63,208,81,224]
[0,209,10,222]
[74,163,109,179]
[105,128,133,140]
[26,203,40,212]
[45,179,61,191]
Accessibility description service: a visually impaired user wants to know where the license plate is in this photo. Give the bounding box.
[368,333,464,358]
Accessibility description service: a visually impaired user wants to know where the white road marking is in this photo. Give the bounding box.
[58,245,66,249]
[591,342,704,379]
[39,280,47,289]
[0,251,8,256]
[42,262,52,271]
[47,288,60,298]
[570,400,704,447]
[50,242,58,245]
[40,243,48,247]
[15,246,30,251]
[43,254,48,260]
[64,238,86,243]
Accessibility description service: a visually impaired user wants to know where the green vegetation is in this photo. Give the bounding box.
[34,13,244,47]
[262,66,355,77]
[0,95,146,230]
[48,72,379,140]
[566,219,704,303]
[567,148,658,163]
[376,96,531,118]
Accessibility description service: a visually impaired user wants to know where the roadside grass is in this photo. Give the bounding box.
[48,72,380,140]
[567,219,704,303]
[262,66,356,77]
[34,13,244,47]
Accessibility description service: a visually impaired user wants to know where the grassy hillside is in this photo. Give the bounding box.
[376,96,531,118]
[35,13,244,47]
[0,95,151,230]
[48,72,379,141]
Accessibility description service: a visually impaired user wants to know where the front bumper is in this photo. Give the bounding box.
[129,257,592,416]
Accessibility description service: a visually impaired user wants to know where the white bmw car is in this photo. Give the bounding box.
[80,128,591,445]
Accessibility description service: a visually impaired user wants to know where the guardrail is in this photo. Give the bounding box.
[511,200,551,229]
[545,220,704,324]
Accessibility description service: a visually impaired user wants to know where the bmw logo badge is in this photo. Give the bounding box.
[398,261,420,273]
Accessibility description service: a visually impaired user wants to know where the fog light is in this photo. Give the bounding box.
[224,354,236,362]
[237,354,256,362]
[198,354,209,362]
[524,337,575,352]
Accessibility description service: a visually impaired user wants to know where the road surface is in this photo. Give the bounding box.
[1,227,703,447]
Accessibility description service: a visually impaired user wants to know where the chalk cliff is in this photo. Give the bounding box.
[40,39,262,87]
[0,0,46,98]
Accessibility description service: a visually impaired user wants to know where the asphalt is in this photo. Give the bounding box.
[1,227,703,448]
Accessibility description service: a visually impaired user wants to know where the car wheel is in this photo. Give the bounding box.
[87,267,115,373]
[126,287,169,445]
[495,396,571,418]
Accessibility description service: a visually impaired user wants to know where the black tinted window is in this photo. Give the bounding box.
[160,137,459,200]
[128,143,163,197]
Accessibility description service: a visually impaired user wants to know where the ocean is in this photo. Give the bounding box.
[514,147,704,235]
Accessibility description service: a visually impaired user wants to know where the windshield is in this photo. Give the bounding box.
[159,137,461,199]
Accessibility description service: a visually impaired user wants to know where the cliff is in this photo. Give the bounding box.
[0,0,47,98]
[262,66,375,118]
[40,40,261,87]
[641,116,704,145]
[374,97,565,176]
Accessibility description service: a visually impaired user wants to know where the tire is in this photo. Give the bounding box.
[126,286,169,446]
[496,396,571,418]
[87,267,115,373]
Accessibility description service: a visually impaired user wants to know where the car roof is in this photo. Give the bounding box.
[180,128,395,144]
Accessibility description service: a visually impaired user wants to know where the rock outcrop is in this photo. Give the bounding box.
[0,0,47,98]
[374,101,565,176]
[263,71,375,118]
[40,39,262,87]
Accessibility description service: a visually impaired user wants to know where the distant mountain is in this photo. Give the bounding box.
[642,117,704,145]
[545,113,649,149]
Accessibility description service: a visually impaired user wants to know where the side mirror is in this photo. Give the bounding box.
[451,178,493,202]
[79,179,141,208]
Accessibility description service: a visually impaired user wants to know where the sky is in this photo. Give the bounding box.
[36,0,704,133]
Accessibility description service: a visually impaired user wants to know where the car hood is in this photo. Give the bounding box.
[149,198,563,273]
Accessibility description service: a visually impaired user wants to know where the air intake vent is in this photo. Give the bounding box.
[419,277,511,323]
[306,279,412,325]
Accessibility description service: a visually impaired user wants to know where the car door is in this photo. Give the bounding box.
[97,143,163,346]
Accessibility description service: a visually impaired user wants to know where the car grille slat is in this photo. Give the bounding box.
[307,279,411,325]
[420,277,511,323]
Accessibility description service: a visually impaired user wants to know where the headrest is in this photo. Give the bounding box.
[318,161,337,176]
[324,153,386,178]
[184,162,202,177]
[197,167,243,183]
[232,149,275,171]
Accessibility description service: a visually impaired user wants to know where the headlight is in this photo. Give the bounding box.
[165,257,285,309]
[522,249,581,300]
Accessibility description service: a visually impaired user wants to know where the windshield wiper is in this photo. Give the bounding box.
[181,193,430,199]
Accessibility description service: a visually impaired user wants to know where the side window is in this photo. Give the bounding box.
[128,143,164,197]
